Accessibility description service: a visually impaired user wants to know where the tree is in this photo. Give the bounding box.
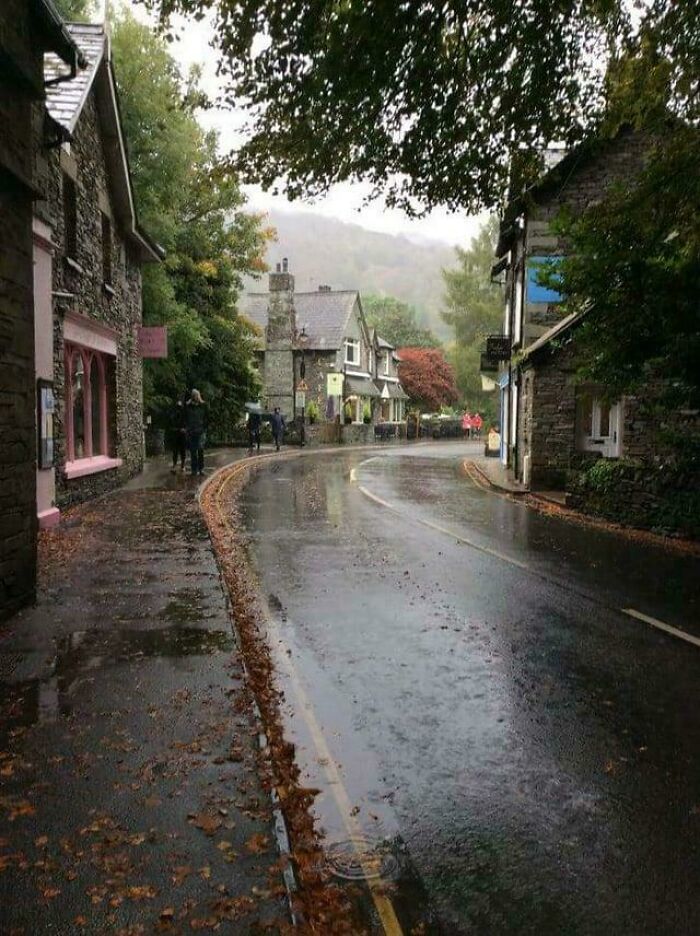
[362,295,439,348]
[441,218,502,347]
[551,125,700,411]
[397,348,458,412]
[110,10,272,438]
[54,0,95,19]
[440,218,501,417]
[141,0,694,213]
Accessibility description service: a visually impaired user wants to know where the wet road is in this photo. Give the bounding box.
[240,442,700,935]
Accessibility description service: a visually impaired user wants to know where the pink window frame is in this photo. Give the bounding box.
[64,343,109,462]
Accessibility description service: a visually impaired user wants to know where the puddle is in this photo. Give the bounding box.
[326,836,401,881]
[0,626,233,729]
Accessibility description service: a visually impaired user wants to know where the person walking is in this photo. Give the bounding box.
[247,410,262,453]
[270,407,286,452]
[185,389,207,476]
[472,412,483,439]
[168,398,187,473]
[462,410,472,439]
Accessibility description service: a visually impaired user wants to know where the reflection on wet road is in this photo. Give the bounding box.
[240,443,700,935]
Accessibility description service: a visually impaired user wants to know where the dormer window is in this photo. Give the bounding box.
[383,352,390,376]
[344,338,360,365]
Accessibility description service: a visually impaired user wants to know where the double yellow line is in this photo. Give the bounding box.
[209,457,404,936]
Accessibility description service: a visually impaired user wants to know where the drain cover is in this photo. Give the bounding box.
[326,837,399,881]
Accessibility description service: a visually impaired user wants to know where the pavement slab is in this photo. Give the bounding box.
[0,487,288,935]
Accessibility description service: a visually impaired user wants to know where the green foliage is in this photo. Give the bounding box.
[362,403,372,424]
[306,400,319,423]
[440,218,501,417]
[551,123,700,410]
[362,295,439,348]
[144,0,636,213]
[54,0,95,20]
[110,10,271,440]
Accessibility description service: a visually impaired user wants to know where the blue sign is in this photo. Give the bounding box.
[527,256,562,303]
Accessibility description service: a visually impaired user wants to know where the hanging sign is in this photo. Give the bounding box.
[326,372,343,395]
[137,326,168,358]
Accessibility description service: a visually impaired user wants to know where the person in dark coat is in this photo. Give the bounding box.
[247,411,262,453]
[169,399,187,473]
[185,389,207,476]
[270,407,286,451]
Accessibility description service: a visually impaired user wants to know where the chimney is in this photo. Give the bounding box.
[269,256,294,294]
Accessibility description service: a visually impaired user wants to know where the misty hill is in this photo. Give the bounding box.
[244,210,458,338]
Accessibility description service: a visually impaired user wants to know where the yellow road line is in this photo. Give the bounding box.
[211,462,404,936]
[621,608,700,648]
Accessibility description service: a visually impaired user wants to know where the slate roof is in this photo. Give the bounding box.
[44,23,105,133]
[242,290,360,350]
[376,335,394,350]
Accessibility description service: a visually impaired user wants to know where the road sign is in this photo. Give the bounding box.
[297,379,309,392]
[295,391,306,409]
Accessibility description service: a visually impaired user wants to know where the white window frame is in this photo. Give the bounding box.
[344,338,360,365]
[576,393,622,458]
[513,267,524,345]
[383,352,390,376]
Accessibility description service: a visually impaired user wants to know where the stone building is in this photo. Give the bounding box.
[0,1,83,620]
[484,127,655,489]
[33,22,161,521]
[243,263,408,434]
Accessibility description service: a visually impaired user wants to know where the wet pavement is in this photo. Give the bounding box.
[239,442,700,935]
[0,481,287,933]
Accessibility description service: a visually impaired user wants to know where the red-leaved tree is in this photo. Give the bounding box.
[397,347,459,411]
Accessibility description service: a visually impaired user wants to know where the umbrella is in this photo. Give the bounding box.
[244,402,264,414]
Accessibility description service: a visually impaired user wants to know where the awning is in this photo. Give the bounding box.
[345,376,380,398]
[378,381,409,400]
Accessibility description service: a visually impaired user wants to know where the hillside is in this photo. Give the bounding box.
[243,209,459,338]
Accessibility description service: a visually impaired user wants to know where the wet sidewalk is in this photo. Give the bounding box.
[0,468,288,933]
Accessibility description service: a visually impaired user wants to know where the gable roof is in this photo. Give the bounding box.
[44,24,161,263]
[36,0,85,72]
[242,290,361,350]
[521,310,583,363]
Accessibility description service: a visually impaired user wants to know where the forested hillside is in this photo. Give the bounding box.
[247,209,457,337]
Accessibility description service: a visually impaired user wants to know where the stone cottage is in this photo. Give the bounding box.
[0,1,83,620]
[33,22,161,524]
[243,262,408,435]
[484,127,655,489]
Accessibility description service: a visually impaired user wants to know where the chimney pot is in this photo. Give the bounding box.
[282,257,289,273]
[276,262,281,273]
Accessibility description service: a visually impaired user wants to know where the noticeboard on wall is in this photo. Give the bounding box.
[37,379,55,469]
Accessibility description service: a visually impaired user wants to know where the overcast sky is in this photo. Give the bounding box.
[123,0,483,247]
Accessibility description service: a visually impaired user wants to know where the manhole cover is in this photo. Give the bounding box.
[326,837,399,881]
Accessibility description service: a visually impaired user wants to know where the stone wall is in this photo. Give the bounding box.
[520,341,579,489]
[0,2,43,618]
[35,94,145,509]
[294,350,337,420]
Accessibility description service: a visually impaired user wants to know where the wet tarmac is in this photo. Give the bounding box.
[240,442,700,935]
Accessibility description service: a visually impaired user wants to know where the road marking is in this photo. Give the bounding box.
[357,480,699,651]
[357,483,532,572]
[268,633,405,936]
[349,467,358,482]
[211,463,404,936]
[621,608,700,648]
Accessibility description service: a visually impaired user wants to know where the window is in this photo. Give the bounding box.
[513,267,523,345]
[101,213,112,285]
[63,174,77,259]
[65,344,114,466]
[383,352,390,376]
[344,338,360,365]
[576,389,621,458]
